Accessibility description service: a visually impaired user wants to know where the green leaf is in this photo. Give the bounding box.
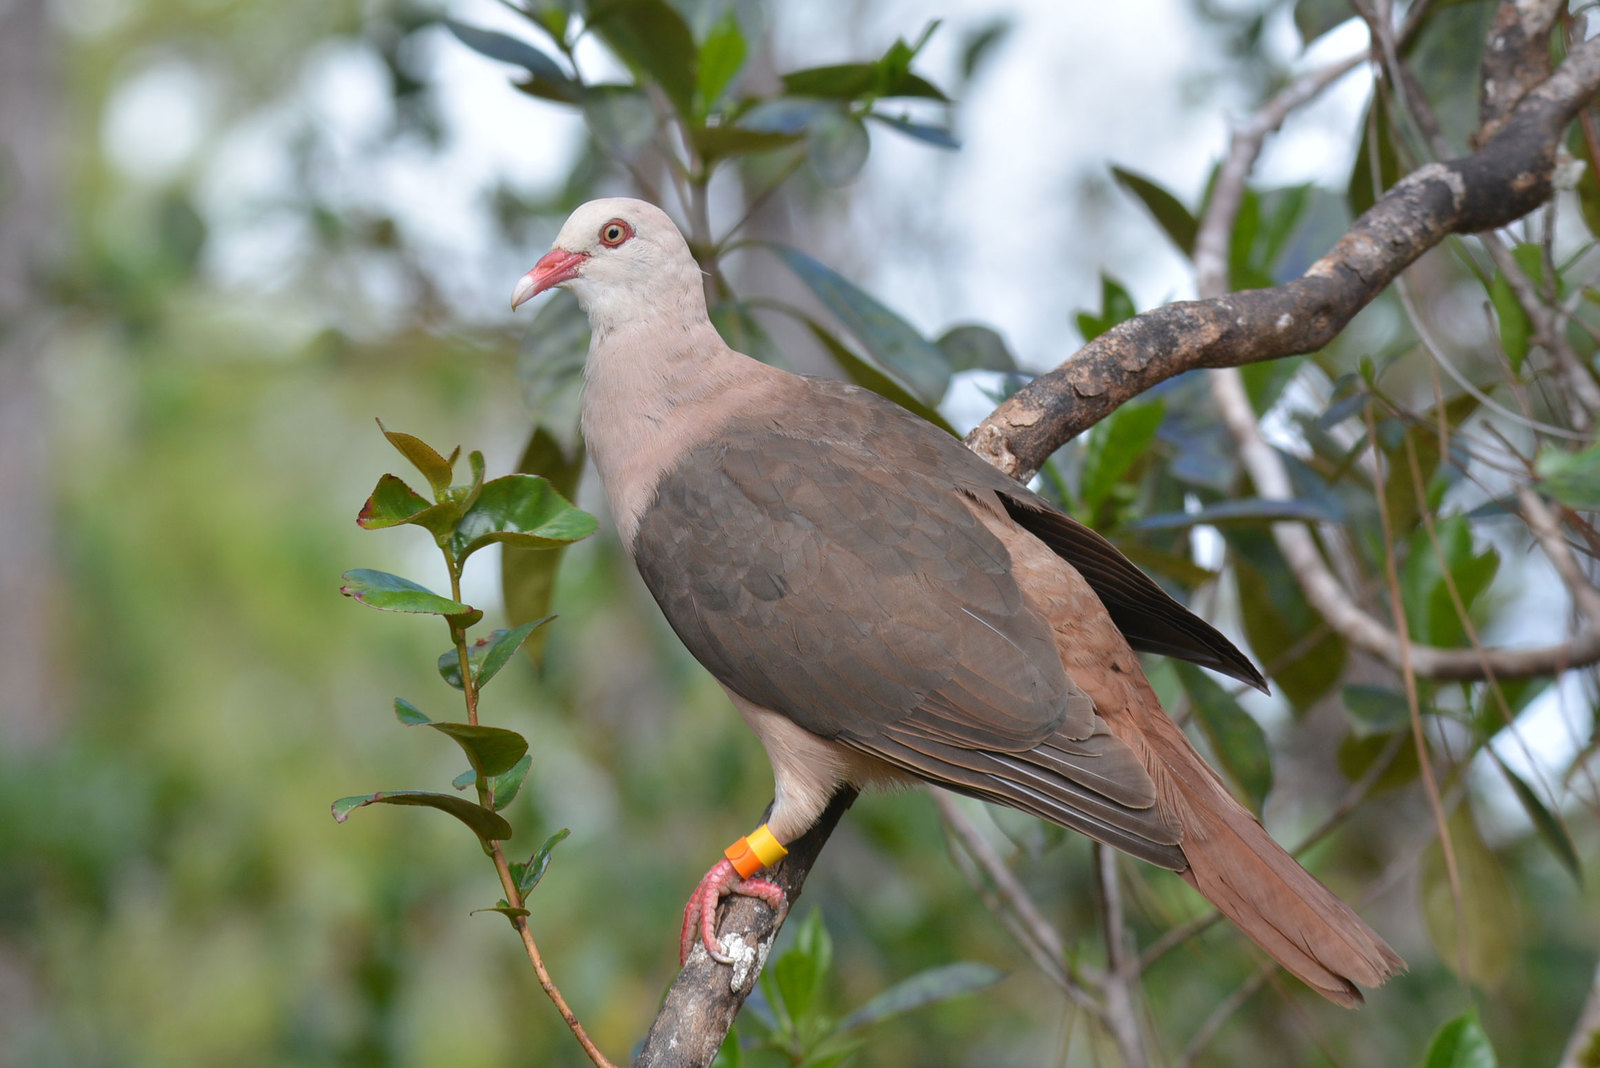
[690,124,803,162]
[331,790,513,842]
[1111,166,1197,256]
[426,722,529,778]
[1489,268,1532,372]
[1256,184,1311,278]
[472,904,530,923]
[1079,399,1164,518]
[1075,274,1138,343]
[445,19,569,84]
[1422,805,1517,990]
[1573,124,1600,240]
[781,62,945,102]
[501,428,586,669]
[1229,528,1346,709]
[803,322,954,434]
[1400,516,1499,648]
[739,97,832,135]
[488,754,533,811]
[771,909,832,1026]
[511,828,571,898]
[837,962,1003,1031]
[936,324,1016,372]
[1124,495,1339,531]
[588,0,697,117]
[1535,443,1600,509]
[696,11,746,112]
[1228,187,1266,289]
[1337,729,1420,793]
[1174,662,1272,813]
[807,109,870,186]
[339,569,475,618]
[436,620,552,690]
[711,301,792,369]
[1349,94,1403,216]
[1342,685,1412,736]
[711,1025,743,1068]
[581,84,657,156]
[393,697,431,726]
[513,71,582,105]
[451,474,596,561]
[769,243,951,404]
[1489,751,1581,883]
[1422,1011,1497,1068]
[866,112,959,149]
[376,420,456,497]
[959,18,1011,82]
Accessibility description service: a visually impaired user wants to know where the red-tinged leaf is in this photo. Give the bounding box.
[331,790,513,841]
[357,475,461,538]
[375,419,455,497]
[339,569,474,617]
[357,474,430,529]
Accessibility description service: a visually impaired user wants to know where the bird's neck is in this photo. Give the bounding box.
[581,321,785,547]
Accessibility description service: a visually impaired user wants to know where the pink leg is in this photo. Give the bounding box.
[679,857,787,965]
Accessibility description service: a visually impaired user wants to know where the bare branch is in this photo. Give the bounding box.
[966,31,1600,481]
[1095,846,1149,1068]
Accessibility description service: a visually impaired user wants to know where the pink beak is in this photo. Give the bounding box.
[511,248,589,310]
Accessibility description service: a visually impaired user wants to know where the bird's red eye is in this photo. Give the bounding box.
[599,219,633,247]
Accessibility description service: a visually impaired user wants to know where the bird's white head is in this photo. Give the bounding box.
[511,198,706,331]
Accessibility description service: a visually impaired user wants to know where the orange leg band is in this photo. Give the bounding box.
[723,823,788,878]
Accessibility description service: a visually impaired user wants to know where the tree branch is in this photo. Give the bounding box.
[966,29,1600,482]
[632,790,857,1068]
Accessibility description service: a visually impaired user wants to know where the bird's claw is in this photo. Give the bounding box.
[680,857,787,965]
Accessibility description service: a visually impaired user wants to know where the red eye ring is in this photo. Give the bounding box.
[598,219,633,247]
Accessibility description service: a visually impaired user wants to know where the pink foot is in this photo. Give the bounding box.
[679,857,787,965]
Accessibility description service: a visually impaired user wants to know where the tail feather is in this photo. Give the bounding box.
[1158,736,1405,1006]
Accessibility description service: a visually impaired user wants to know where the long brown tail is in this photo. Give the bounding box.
[1156,727,1405,1006]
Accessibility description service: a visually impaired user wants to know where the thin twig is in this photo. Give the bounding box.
[1095,845,1149,1068]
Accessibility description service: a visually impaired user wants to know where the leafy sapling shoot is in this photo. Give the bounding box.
[331,421,613,1068]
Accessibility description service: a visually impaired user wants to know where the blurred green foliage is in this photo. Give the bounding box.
[8,0,1600,1065]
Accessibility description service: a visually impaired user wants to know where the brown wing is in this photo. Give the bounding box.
[631,386,1185,867]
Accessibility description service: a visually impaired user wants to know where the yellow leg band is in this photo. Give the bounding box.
[724,824,788,878]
